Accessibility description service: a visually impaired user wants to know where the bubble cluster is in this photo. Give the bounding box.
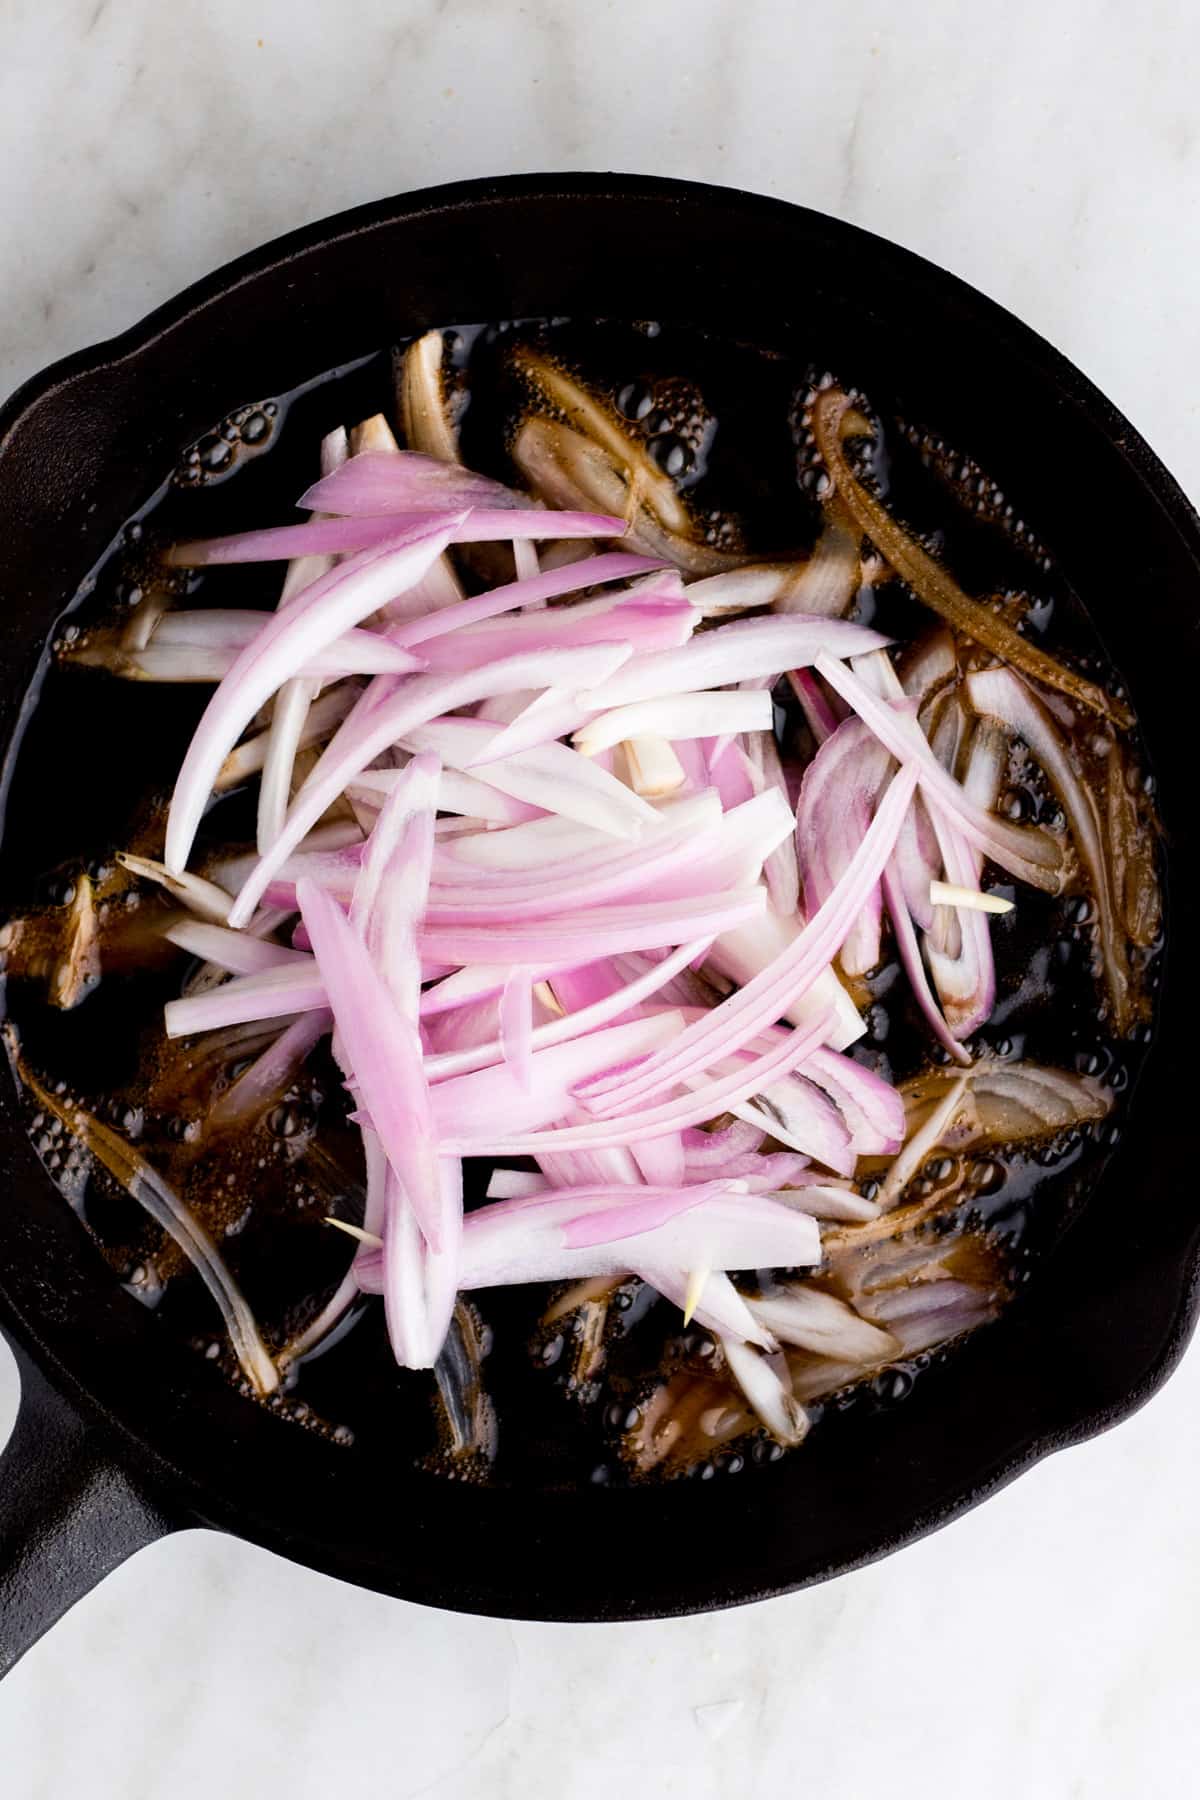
[267,1098,312,1140]
[175,399,280,488]
[608,370,715,491]
[898,419,1054,570]
[790,372,879,493]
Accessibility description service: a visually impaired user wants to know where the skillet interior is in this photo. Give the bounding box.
[0,174,1197,1621]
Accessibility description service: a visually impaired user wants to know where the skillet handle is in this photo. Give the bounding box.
[0,1342,172,1676]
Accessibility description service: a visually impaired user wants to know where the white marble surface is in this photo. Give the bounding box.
[2,1,1199,1793]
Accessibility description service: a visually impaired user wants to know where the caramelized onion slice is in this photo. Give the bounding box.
[966,666,1136,1030]
[513,416,750,576]
[6,1028,278,1395]
[398,330,461,466]
[720,1338,809,1445]
[897,1059,1111,1160]
[510,348,691,532]
[812,388,1133,729]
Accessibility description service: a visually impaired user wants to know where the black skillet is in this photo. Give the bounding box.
[0,174,1197,1672]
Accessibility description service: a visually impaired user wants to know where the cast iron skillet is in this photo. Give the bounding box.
[0,174,1197,1671]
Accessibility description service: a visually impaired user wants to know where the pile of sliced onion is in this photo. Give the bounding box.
[122,420,1125,1436]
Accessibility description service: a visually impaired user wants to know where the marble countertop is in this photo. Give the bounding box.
[2,1,1198,1793]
